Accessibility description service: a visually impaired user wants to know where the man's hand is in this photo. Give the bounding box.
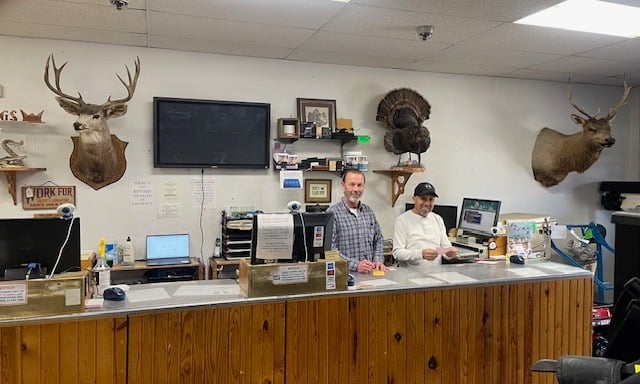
[357,260,388,273]
[422,248,438,261]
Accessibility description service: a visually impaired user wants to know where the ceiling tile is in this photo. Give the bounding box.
[530,56,640,77]
[463,23,626,55]
[323,4,501,44]
[288,49,416,69]
[577,39,640,63]
[299,31,450,59]
[405,60,517,77]
[148,0,344,29]
[0,0,147,33]
[351,0,563,22]
[148,12,314,48]
[149,35,294,59]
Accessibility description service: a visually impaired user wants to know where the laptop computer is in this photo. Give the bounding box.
[146,234,191,266]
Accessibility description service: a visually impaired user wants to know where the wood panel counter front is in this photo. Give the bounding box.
[0,261,592,384]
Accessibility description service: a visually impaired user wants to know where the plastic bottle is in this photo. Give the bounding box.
[121,236,135,267]
[93,238,111,297]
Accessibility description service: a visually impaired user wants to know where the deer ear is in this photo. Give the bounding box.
[104,104,128,118]
[56,97,81,116]
[570,114,586,125]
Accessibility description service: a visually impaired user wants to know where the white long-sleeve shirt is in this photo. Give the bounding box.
[392,210,452,267]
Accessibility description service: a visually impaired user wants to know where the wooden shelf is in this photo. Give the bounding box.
[0,167,46,205]
[373,167,424,207]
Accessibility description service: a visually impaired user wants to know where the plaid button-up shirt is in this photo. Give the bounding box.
[328,198,384,271]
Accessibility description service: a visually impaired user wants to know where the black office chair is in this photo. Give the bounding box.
[606,277,640,362]
[532,356,640,384]
[532,277,640,383]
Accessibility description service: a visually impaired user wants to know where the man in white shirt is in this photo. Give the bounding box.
[392,182,458,266]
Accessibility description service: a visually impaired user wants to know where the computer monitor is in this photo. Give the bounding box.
[457,198,501,239]
[0,217,81,279]
[250,212,334,264]
[405,203,458,232]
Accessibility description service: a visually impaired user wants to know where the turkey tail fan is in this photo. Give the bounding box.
[376,88,431,130]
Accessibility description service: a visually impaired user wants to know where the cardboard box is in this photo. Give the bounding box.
[0,271,88,320]
[238,258,348,298]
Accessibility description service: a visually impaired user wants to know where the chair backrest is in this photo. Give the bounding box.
[605,277,640,362]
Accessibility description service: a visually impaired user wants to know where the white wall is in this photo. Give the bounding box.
[1,36,637,286]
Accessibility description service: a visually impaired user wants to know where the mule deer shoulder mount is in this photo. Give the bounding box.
[44,54,140,190]
[531,82,632,188]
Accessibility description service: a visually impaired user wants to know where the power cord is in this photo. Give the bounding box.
[298,212,310,262]
[48,216,76,279]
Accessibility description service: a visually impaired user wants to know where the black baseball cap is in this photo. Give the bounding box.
[414,182,438,197]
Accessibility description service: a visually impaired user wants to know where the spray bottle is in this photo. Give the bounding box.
[92,238,111,297]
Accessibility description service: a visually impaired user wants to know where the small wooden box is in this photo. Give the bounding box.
[277,118,300,139]
[238,258,348,298]
[0,271,89,320]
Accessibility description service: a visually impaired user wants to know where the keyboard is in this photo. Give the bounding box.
[454,246,479,259]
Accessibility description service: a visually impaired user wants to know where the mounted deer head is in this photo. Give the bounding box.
[44,54,140,190]
[531,82,632,187]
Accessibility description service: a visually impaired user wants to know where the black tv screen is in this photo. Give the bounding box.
[0,217,81,278]
[153,97,271,169]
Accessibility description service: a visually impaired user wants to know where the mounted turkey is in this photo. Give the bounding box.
[376,88,431,167]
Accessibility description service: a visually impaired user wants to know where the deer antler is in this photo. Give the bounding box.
[566,86,594,119]
[104,57,140,106]
[44,54,85,105]
[605,81,632,121]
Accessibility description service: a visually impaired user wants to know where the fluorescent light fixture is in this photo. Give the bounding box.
[515,0,640,38]
[329,0,350,2]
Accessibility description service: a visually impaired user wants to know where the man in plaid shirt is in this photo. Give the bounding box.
[328,169,387,273]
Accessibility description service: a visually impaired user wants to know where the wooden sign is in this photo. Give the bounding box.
[21,185,75,210]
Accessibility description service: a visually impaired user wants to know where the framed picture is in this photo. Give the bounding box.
[304,179,332,203]
[297,98,337,132]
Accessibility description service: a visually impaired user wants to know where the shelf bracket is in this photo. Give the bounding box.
[373,168,424,207]
[4,170,17,205]
[1,167,47,205]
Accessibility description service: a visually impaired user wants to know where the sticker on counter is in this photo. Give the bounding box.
[0,282,28,306]
[272,264,309,285]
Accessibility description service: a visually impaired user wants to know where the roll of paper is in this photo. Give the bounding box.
[283,124,295,135]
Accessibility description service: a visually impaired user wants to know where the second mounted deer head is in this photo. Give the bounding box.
[44,55,140,190]
[531,81,632,187]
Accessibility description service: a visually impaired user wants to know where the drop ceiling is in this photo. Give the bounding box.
[2,0,640,86]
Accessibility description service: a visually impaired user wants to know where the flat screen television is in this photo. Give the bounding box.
[0,217,81,279]
[457,198,501,239]
[250,212,334,264]
[153,97,271,169]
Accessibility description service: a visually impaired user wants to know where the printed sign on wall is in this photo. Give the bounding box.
[21,185,75,209]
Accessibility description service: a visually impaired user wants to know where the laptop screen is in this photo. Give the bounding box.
[146,234,190,260]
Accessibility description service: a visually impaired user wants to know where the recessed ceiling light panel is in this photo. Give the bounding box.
[515,0,640,38]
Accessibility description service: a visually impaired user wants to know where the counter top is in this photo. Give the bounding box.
[0,260,591,327]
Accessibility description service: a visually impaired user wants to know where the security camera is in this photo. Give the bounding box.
[417,25,434,41]
[287,200,302,212]
[57,203,76,220]
[109,0,128,10]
